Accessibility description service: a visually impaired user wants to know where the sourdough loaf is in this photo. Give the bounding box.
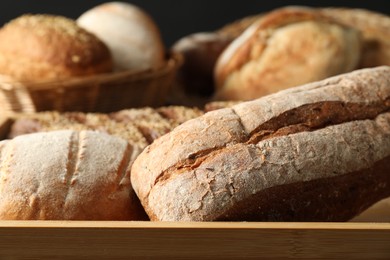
[131,66,390,221]
[214,7,361,101]
[0,130,147,220]
[0,14,112,82]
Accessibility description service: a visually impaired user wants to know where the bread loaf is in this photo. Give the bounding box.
[8,106,204,144]
[77,2,165,71]
[320,8,390,68]
[0,130,147,220]
[214,7,361,101]
[131,66,390,221]
[0,14,113,82]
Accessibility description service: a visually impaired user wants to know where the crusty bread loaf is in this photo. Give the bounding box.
[214,7,362,101]
[131,66,390,221]
[77,2,165,71]
[0,14,113,82]
[8,106,204,144]
[320,8,390,68]
[0,130,147,220]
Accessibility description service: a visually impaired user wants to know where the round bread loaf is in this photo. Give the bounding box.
[77,2,165,71]
[0,130,147,220]
[0,14,113,82]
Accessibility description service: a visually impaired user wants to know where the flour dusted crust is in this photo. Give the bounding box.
[0,14,112,82]
[131,66,390,221]
[214,7,362,101]
[0,130,147,220]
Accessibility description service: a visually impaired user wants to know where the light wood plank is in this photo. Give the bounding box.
[0,221,389,259]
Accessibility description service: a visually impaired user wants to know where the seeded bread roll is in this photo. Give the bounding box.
[0,14,113,82]
[131,66,390,222]
[214,7,362,101]
[0,130,147,220]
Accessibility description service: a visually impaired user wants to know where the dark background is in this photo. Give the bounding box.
[0,1,388,47]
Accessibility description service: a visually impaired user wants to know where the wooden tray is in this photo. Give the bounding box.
[0,221,389,259]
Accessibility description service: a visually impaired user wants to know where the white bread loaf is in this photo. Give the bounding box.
[0,130,147,220]
[77,1,165,71]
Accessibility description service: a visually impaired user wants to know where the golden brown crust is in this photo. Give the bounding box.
[0,14,113,82]
[214,6,361,101]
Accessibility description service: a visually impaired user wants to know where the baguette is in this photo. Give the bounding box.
[131,66,390,221]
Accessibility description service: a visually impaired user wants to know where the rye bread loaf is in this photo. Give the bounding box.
[0,130,147,220]
[8,106,204,144]
[131,66,390,221]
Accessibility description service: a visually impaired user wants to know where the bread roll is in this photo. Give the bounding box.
[77,2,165,71]
[0,14,113,82]
[131,66,390,221]
[0,130,147,220]
[214,7,362,101]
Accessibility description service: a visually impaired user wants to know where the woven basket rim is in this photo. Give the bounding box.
[11,52,183,91]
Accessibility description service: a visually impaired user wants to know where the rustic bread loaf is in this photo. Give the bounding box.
[0,130,148,220]
[77,2,165,71]
[8,106,203,146]
[131,66,390,221]
[214,7,362,101]
[320,8,390,68]
[0,14,113,82]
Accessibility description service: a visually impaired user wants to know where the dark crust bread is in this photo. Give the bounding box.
[131,66,390,221]
[0,14,113,82]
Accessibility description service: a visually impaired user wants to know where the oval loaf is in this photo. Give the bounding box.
[131,66,390,221]
[0,130,147,220]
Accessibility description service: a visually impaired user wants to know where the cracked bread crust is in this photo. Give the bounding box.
[131,66,390,221]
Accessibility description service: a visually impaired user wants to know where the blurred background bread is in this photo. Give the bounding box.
[214,7,362,101]
[77,1,165,71]
[320,7,390,68]
[0,14,113,83]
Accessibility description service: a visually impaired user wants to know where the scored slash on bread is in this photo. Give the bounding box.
[131,66,390,221]
[0,130,149,220]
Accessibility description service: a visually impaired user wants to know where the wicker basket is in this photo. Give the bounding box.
[0,52,182,114]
